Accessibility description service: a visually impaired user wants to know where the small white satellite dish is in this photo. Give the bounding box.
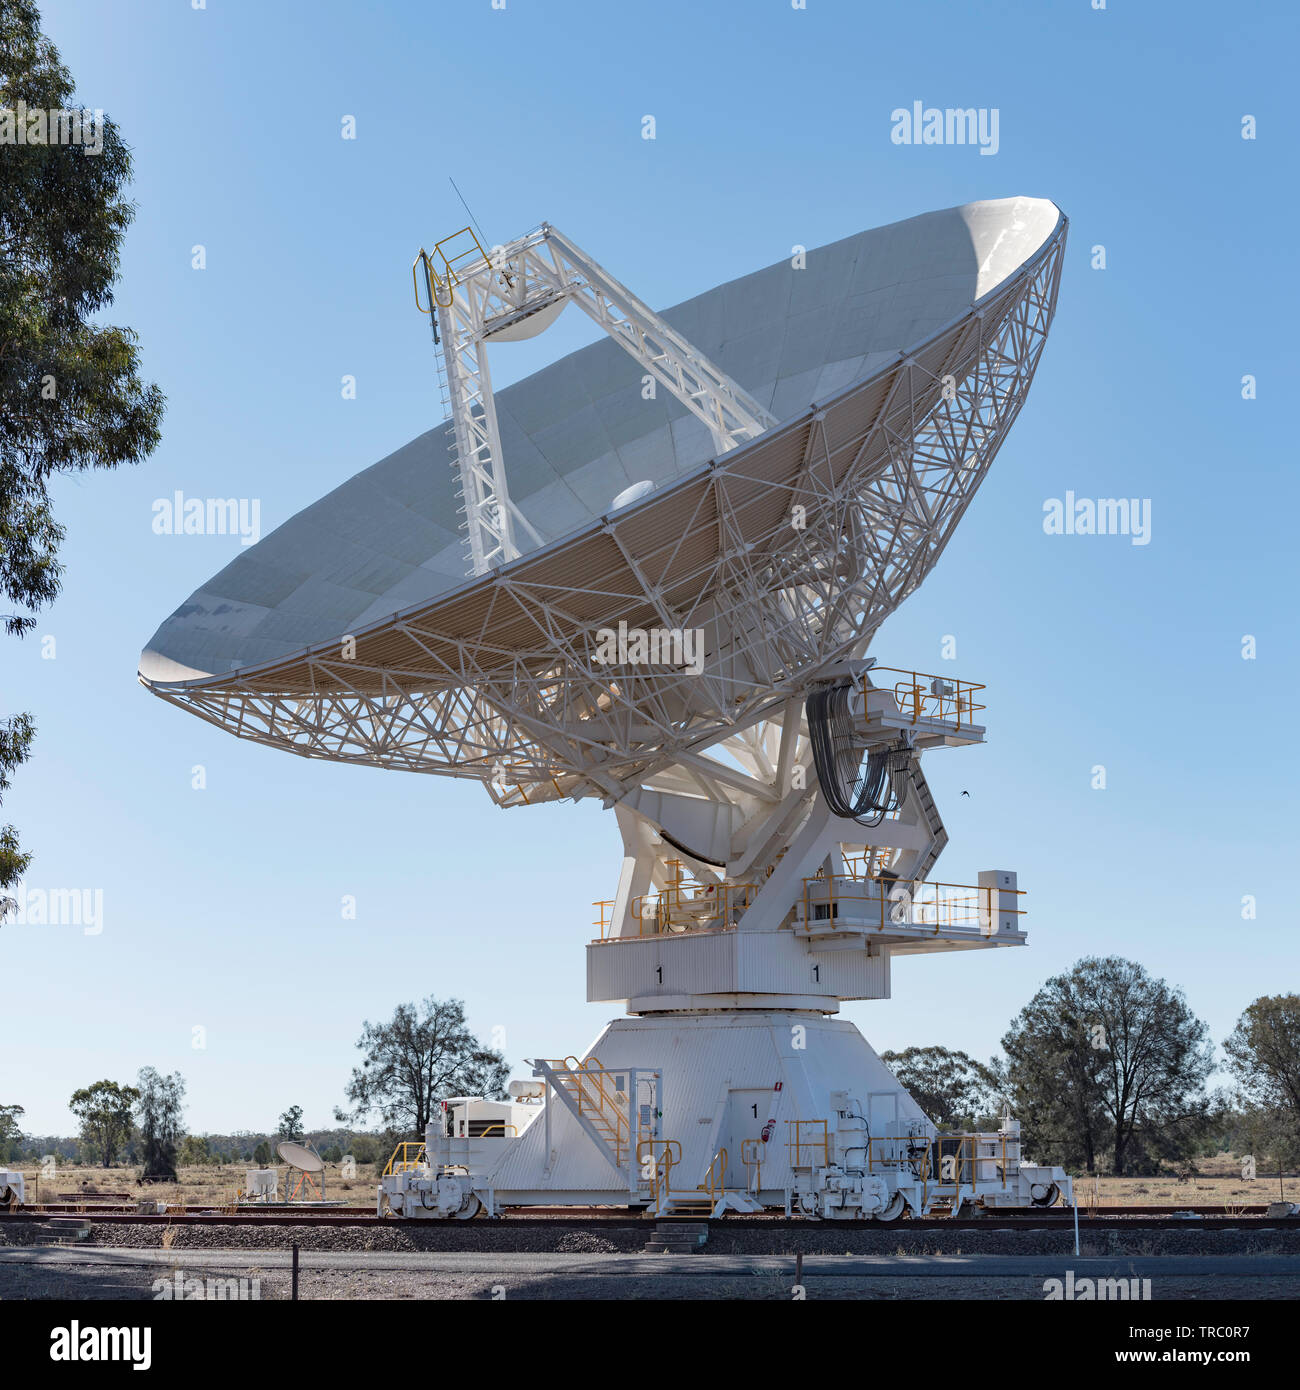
[482,292,568,342]
[276,1140,324,1173]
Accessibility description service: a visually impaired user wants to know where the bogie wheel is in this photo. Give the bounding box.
[1030,1182,1060,1208]
[453,1194,483,1220]
[874,1191,908,1223]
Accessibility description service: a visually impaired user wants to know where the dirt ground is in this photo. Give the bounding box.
[11,1160,384,1209]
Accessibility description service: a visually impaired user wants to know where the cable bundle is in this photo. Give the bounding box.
[806,681,913,826]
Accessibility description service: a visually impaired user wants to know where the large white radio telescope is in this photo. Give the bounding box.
[142,197,1071,1221]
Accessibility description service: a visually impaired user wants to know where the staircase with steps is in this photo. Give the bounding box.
[34,1218,91,1245]
[645,1145,763,1218]
[909,761,948,884]
[533,1057,635,1178]
[643,1221,709,1254]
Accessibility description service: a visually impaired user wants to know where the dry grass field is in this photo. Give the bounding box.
[11,1160,385,1209]
[1074,1152,1293,1209]
[8,1150,1294,1211]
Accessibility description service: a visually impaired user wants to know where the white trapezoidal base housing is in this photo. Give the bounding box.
[380,1012,1069,1221]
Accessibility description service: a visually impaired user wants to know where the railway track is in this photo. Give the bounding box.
[3,1205,1297,1232]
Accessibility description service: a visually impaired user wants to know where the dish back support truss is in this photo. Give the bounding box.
[145,222,1065,810]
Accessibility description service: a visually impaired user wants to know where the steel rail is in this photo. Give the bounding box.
[2,1207,1296,1232]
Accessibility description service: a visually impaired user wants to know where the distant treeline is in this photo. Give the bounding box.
[2,1127,407,1168]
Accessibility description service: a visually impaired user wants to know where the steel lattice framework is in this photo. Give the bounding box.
[424,224,778,574]
[142,220,1065,809]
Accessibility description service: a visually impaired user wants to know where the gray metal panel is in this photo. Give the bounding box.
[587,931,890,1003]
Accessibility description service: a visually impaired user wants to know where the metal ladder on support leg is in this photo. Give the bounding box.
[413,235,496,576]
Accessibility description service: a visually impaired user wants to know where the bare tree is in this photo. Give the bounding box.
[1004,956,1214,1175]
[340,997,508,1136]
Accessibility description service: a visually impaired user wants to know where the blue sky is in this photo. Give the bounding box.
[4,0,1296,1136]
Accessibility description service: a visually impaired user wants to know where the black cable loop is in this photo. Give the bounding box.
[806,681,915,827]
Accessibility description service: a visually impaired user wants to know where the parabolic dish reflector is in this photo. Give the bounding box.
[276,1141,324,1173]
[140,197,1066,806]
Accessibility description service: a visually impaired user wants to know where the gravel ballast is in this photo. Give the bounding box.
[3,1218,1299,1258]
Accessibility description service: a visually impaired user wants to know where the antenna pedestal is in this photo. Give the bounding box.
[385,1009,1071,1221]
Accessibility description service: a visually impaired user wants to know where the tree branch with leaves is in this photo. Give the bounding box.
[340,997,509,1137]
[0,0,164,905]
[69,1079,139,1168]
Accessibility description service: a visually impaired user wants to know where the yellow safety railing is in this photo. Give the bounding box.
[383,1141,427,1177]
[698,1147,728,1207]
[787,1119,829,1169]
[489,761,572,807]
[634,1141,738,1214]
[412,227,490,312]
[634,1138,724,1214]
[388,1127,516,1172]
[412,249,452,312]
[840,847,897,881]
[800,877,1024,934]
[740,1137,764,1193]
[637,1138,681,1208]
[593,862,758,941]
[864,668,985,730]
[594,858,793,940]
[633,878,755,934]
[545,1056,635,1163]
[864,1132,1011,1210]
